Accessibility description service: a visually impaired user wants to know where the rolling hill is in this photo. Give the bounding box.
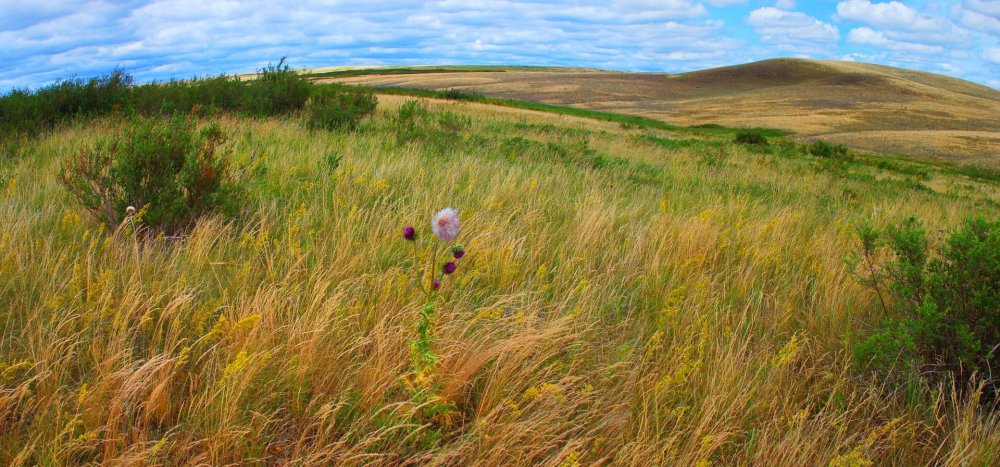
[319,59,1000,168]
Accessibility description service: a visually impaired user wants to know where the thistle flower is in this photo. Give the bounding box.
[432,280,440,290]
[126,206,136,216]
[431,207,460,242]
[403,225,416,241]
[443,262,457,275]
[452,245,465,259]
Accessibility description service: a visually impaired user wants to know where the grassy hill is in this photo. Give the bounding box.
[323,59,1000,169]
[1,71,999,464]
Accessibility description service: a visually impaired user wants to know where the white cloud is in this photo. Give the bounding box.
[0,0,995,90]
[847,27,944,53]
[1,0,759,89]
[704,0,746,5]
[837,0,946,31]
[986,47,1000,64]
[959,7,1000,33]
[836,0,971,48]
[748,7,839,54]
[610,0,708,18]
[965,0,1000,17]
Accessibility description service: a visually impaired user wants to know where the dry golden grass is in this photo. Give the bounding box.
[1,95,998,464]
[325,59,1000,168]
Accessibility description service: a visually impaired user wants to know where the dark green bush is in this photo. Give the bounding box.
[60,116,244,235]
[809,140,850,159]
[0,70,133,143]
[440,88,486,102]
[851,216,1000,394]
[306,86,378,131]
[734,131,768,146]
[242,58,311,116]
[0,59,378,146]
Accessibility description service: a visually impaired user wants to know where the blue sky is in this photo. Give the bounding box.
[1,0,998,90]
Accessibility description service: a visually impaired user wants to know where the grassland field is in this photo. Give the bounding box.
[325,59,1000,170]
[1,89,999,465]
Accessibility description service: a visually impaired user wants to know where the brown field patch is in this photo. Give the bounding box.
[321,59,1000,168]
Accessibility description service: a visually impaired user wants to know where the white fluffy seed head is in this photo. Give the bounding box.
[126,206,137,216]
[431,207,460,242]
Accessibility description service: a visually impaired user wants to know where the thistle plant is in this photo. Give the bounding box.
[399,207,468,436]
[403,207,467,383]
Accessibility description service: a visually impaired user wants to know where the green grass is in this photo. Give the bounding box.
[344,84,790,137]
[1,78,999,465]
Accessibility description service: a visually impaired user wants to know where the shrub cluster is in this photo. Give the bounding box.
[734,131,768,146]
[0,70,133,142]
[60,116,244,235]
[809,140,850,159]
[439,88,486,102]
[1,59,377,146]
[852,216,1000,394]
[306,84,378,131]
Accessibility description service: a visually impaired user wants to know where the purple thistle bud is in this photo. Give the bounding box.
[403,226,416,241]
[433,280,440,290]
[452,244,465,259]
[443,262,457,275]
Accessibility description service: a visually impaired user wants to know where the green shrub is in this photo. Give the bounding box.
[0,59,319,145]
[394,100,431,145]
[0,70,133,140]
[851,216,1000,393]
[242,57,311,116]
[440,88,485,101]
[306,86,378,131]
[809,140,850,159]
[734,131,768,146]
[60,116,244,235]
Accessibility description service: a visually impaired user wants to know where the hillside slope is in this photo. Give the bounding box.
[4,93,1000,464]
[322,59,1000,168]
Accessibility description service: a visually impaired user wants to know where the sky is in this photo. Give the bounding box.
[1,0,999,90]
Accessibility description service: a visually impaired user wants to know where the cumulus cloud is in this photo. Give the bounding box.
[837,0,972,43]
[837,0,943,31]
[986,47,1000,64]
[958,6,1000,34]
[0,0,750,89]
[964,0,1000,17]
[0,0,996,90]
[747,7,839,54]
[847,27,944,53]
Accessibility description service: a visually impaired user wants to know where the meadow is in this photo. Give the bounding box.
[1,83,999,465]
[328,59,1000,169]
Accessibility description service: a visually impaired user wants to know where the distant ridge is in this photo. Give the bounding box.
[322,58,1000,168]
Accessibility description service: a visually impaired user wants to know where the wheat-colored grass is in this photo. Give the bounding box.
[326,59,1000,168]
[0,95,998,465]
